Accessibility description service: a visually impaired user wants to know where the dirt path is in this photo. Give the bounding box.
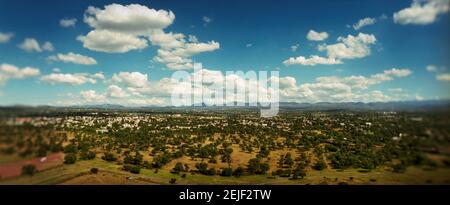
[0,152,64,179]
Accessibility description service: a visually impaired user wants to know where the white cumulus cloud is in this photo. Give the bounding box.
[353,17,377,30]
[0,63,40,85]
[318,33,376,60]
[436,73,450,81]
[48,52,97,65]
[112,71,149,88]
[285,33,376,66]
[19,38,54,52]
[0,32,14,43]
[306,30,329,41]
[393,0,449,25]
[78,3,175,53]
[40,72,102,86]
[283,55,342,66]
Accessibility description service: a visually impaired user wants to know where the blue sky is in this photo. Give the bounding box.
[0,0,449,106]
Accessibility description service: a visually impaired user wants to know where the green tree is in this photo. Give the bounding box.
[171,162,185,174]
[64,153,77,164]
[80,150,96,160]
[313,160,327,170]
[221,167,233,177]
[101,152,117,162]
[247,158,270,175]
[64,144,78,154]
[233,166,244,177]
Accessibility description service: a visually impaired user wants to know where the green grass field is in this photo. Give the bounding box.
[1,158,450,185]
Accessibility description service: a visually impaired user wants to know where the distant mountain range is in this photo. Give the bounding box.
[276,100,450,111]
[1,100,449,113]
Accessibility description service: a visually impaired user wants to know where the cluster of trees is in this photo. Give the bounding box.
[27,110,445,179]
[121,151,145,174]
[247,158,270,175]
[0,124,65,159]
[272,152,310,179]
[62,135,98,164]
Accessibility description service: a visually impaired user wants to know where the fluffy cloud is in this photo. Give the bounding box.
[318,33,376,60]
[371,68,412,81]
[80,90,107,103]
[149,31,186,49]
[0,63,40,85]
[150,31,220,70]
[40,72,103,85]
[112,71,148,88]
[130,68,410,104]
[77,4,220,69]
[60,18,77,27]
[285,33,376,66]
[436,73,450,81]
[306,30,328,41]
[426,65,447,73]
[48,52,97,65]
[393,0,449,25]
[73,88,166,106]
[426,65,449,81]
[0,32,14,43]
[77,30,148,53]
[107,84,129,98]
[315,68,411,89]
[19,38,54,52]
[427,65,439,72]
[353,17,376,30]
[42,42,54,51]
[278,68,411,102]
[84,4,174,34]
[57,67,413,106]
[283,55,342,66]
[78,3,174,53]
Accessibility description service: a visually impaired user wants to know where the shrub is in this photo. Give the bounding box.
[142,161,152,169]
[247,158,270,175]
[22,164,37,176]
[63,144,78,154]
[195,162,208,175]
[292,168,306,180]
[90,168,98,174]
[101,152,117,162]
[171,162,185,174]
[169,178,177,184]
[64,153,77,164]
[206,167,216,176]
[313,160,327,170]
[220,167,233,177]
[80,151,96,160]
[123,164,141,174]
[233,166,244,177]
[279,169,292,178]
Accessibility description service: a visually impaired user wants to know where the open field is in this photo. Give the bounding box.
[1,157,449,185]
